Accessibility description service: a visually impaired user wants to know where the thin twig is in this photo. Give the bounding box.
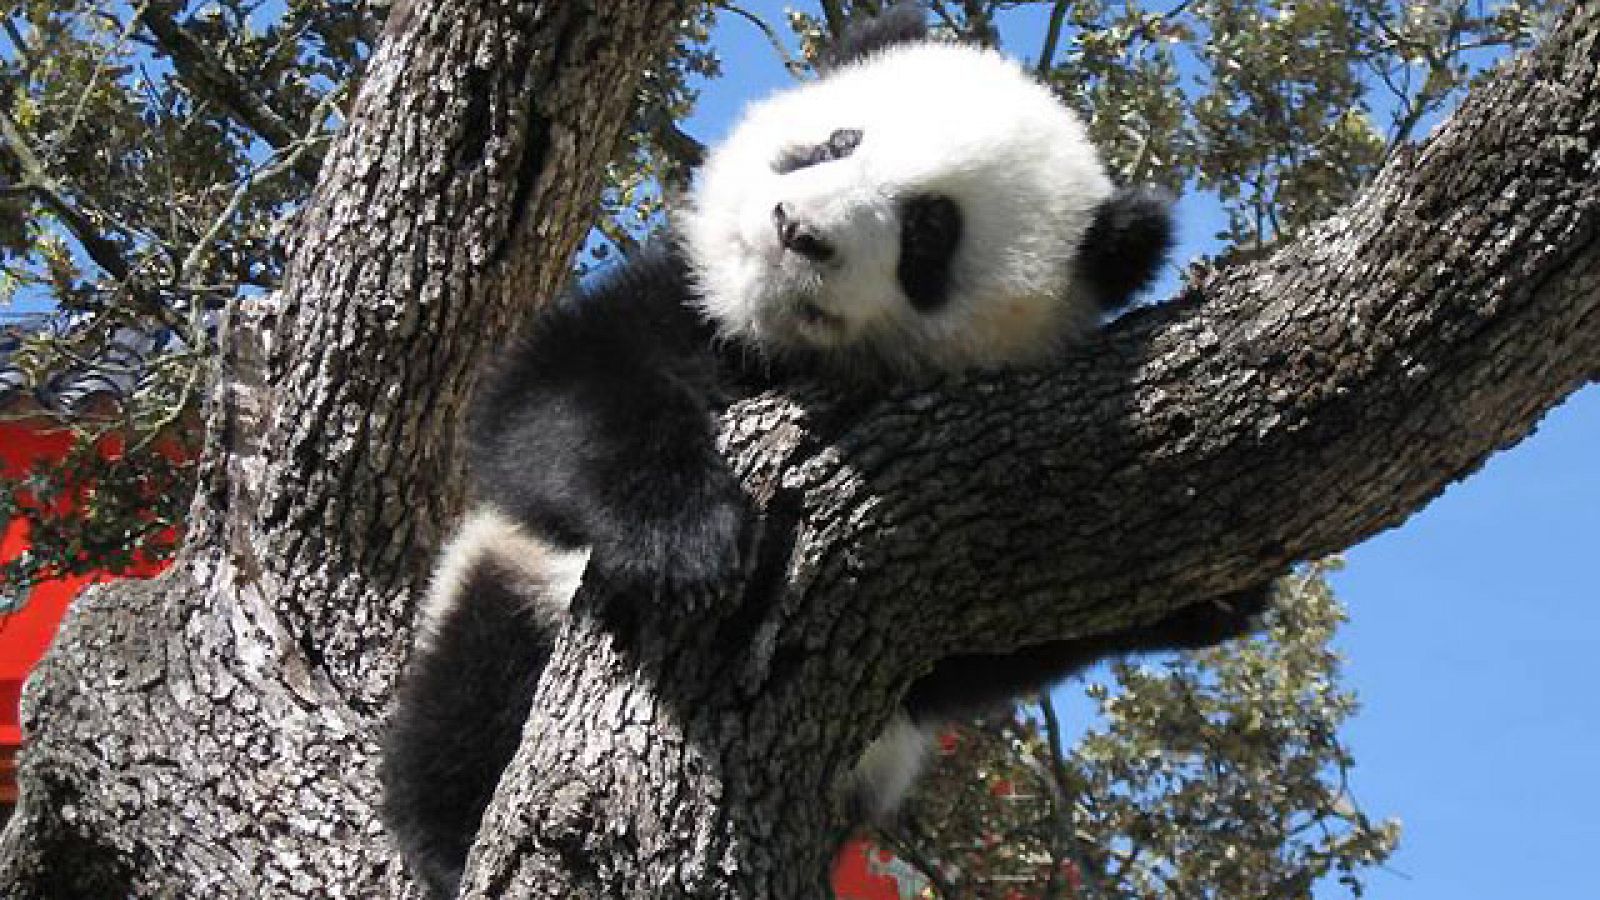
[137,62,186,288]
[1037,0,1071,76]
[179,84,343,281]
[58,2,151,151]
[714,3,808,77]
[2,109,132,288]
[1039,694,1110,900]
[871,825,960,899]
[139,0,325,182]
[2,16,35,75]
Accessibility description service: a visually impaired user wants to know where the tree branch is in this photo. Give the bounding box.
[818,0,847,39]
[715,2,809,77]
[58,2,150,151]
[177,85,343,283]
[0,105,184,331]
[1037,0,1071,76]
[1039,695,1107,900]
[2,16,35,77]
[140,1,325,183]
[870,826,959,898]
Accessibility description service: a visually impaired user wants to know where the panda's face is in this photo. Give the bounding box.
[681,41,1114,373]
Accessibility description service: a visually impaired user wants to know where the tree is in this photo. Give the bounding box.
[0,0,1542,592]
[1,0,702,894]
[2,1,1597,898]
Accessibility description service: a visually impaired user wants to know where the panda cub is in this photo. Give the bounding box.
[381,6,1267,897]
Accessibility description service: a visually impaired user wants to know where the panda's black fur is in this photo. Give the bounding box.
[380,7,1267,897]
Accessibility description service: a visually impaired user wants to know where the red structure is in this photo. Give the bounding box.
[833,836,926,899]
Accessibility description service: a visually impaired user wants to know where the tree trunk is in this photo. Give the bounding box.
[0,0,689,895]
[3,2,1598,899]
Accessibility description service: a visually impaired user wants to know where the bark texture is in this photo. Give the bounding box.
[0,0,689,895]
[0,1,1595,898]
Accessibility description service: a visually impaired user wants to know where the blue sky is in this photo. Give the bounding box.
[688,4,1598,897]
[1331,386,1600,897]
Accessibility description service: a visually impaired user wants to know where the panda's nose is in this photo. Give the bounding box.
[772,203,835,262]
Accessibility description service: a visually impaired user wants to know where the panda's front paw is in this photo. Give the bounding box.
[590,483,756,603]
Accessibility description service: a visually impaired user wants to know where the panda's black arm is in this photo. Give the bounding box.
[903,583,1271,721]
[468,248,754,597]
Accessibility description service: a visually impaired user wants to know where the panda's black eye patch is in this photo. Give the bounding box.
[897,193,963,311]
[773,128,864,174]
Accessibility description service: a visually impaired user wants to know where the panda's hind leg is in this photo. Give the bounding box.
[380,515,583,898]
[904,581,1274,722]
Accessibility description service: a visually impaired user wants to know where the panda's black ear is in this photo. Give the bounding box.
[1078,186,1175,313]
[818,2,929,71]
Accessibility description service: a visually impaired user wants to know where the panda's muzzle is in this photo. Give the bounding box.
[772,203,836,262]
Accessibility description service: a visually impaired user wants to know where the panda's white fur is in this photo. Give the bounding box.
[415,509,588,654]
[847,710,934,822]
[683,41,1114,371]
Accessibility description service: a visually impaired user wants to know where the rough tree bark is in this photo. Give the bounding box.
[0,0,691,896]
[3,3,1597,900]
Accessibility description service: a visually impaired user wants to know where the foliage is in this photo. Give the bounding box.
[590,5,721,268]
[0,0,375,595]
[888,564,1401,898]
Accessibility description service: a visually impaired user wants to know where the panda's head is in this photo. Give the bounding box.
[679,6,1172,374]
